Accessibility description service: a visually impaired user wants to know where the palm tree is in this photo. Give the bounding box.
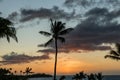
[105,43,120,61]
[23,67,33,75]
[59,75,66,80]
[72,71,86,80]
[14,70,17,75]
[87,73,96,80]
[95,73,103,80]
[20,70,23,75]
[0,17,18,42]
[39,19,74,80]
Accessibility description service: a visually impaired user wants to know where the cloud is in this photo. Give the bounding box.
[38,7,120,53]
[0,52,51,65]
[64,0,94,7]
[37,48,70,54]
[64,0,120,7]
[8,6,76,22]
[85,7,108,16]
[7,12,18,21]
[85,7,120,20]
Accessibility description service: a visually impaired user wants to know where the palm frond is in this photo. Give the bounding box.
[0,17,18,42]
[57,22,66,32]
[59,28,74,35]
[0,17,13,26]
[51,20,57,33]
[6,35,10,42]
[44,38,53,46]
[105,55,120,60]
[39,31,51,36]
[38,44,44,47]
[50,18,54,27]
[109,50,120,56]
[9,27,18,42]
[56,22,65,33]
[57,22,65,30]
[58,36,65,43]
[50,18,54,33]
[11,35,18,42]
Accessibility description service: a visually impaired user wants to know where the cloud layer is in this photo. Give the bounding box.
[0,52,50,65]
[7,1,120,54]
[64,0,120,7]
[8,6,76,22]
[38,7,120,54]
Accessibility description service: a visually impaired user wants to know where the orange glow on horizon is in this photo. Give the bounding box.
[1,51,120,75]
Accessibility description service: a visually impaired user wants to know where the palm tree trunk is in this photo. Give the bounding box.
[53,38,58,80]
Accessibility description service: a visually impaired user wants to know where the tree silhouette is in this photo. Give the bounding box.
[0,17,18,42]
[14,70,17,75]
[39,19,74,80]
[0,68,11,76]
[87,73,96,80]
[105,43,120,61]
[59,75,66,80]
[95,73,103,80]
[72,71,86,80]
[23,67,33,75]
[20,70,23,75]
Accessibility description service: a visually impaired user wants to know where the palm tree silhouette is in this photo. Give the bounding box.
[39,19,74,80]
[20,70,23,75]
[0,68,12,76]
[0,17,18,42]
[72,71,86,80]
[105,43,120,61]
[95,73,103,80]
[59,75,66,80]
[23,67,33,75]
[87,73,96,80]
[14,70,17,75]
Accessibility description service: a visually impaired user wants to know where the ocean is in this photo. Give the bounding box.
[28,75,120,80]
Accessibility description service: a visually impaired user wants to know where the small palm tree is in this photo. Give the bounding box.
[23,67,33,75]
[39,19,74,80]
[0,68,11,76]
[105,43,120,61]
[59,75,66,80]
[0,17,18,42]
[72,71,86,80]
[14,70,17,75]
[95,73,103,80]
[20,70,23,75]
[87,73,96,80]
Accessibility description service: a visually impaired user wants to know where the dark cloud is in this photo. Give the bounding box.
[0,52,51,65]
[8,6,76,22]
[64,0,94,7]
[64,0,120,7]
[38,7,120,53]
[37,48,70,54]
[85,7,108,16]
[85,7,120,20]
[0,12,2,14]
[7,12,18,21]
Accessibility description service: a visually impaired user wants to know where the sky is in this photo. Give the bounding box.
[0,0,120,75]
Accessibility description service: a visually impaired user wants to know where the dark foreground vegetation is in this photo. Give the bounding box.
[0,68,52,80]
[0,74,52,80]
[72,71,103,80]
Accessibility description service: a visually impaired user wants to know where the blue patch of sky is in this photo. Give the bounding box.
[0,0,65,17]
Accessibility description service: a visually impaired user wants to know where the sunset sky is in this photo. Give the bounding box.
[0,0,120,75]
